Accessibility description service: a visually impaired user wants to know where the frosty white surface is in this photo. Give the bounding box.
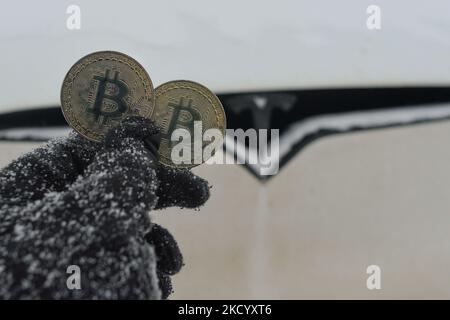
[1,0,450,112]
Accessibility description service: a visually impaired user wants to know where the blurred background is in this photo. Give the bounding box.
[2,0,450,298]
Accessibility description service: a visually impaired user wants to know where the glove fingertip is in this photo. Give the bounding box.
[146,224,184,275]
[181,176,210,208]
[156,167,211,209]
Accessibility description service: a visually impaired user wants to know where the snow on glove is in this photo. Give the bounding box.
[0,116,210,299]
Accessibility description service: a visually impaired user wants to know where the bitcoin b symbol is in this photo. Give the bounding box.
[162,97,201,147]
[87,69,129,125]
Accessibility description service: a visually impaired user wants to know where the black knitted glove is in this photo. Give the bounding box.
[0,116,209,299]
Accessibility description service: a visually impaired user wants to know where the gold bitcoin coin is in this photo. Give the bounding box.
[61,51,155,141]
[153,80,226,168]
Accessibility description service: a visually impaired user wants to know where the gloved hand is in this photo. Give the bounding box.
[0,116,210,299]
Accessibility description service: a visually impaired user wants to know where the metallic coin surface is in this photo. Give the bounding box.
[61,51,155,141]
[153,80,226,168]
